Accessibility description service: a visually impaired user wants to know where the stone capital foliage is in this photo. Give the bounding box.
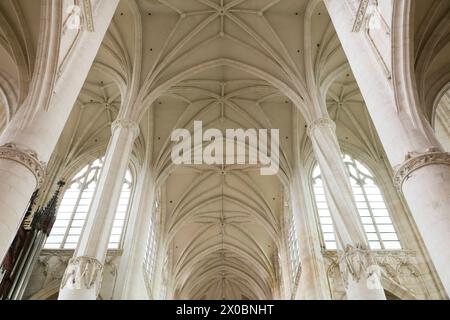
[60,256,104,293]
[111,119,140,139]
[338,243,376,287]
[307,117,336,137]
[394,147,450,189]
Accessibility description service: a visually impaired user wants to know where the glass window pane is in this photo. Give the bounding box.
[367,194,383,202]
[312,155,401,251]
[375,217,393,224]
[66,235,80,243]
[366,233,379,241]
[369,241,382,250]
[323,233,335,241]
[361,217,373,225]
[321,225,334,233]
[325,242,337,250]
[358,209,371,217]
[378,225,395,233]
[320,217,333,225]
[372,209,389,217]
[383,241,402,250]
[71,220,85,227]
[356,202,368,209]
[380,233,398,241]
[45,160,133,250]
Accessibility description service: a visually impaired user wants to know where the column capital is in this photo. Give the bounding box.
[307,117,336,137]
[338,243,377,288]
[111,119,140,139]
[0,143,46,187]
[394,147,450,190]
[60,256,103,294]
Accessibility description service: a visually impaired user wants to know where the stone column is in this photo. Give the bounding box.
[324,0,450,295]
[0,0,119,265]
[308,117,386,300]
[0,144,46,262]
[393,150,450,294]
[289,176,330,300]
[58,119,139,300]
[113,167,156,299]
[291,111,330,300]
[277,230,292,299]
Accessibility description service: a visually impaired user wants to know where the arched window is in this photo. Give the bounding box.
[286,210,300,281]
[44,158,133,250]
[312,154,401,251]
[144,199,159,285]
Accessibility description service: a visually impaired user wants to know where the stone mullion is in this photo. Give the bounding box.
[351,159,384,250]
[60,164,91,249]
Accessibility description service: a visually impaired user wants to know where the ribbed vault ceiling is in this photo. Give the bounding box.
[0,0,448,301]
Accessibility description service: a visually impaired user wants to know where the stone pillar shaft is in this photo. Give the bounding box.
[0,144,46,262]
[59,119,139,300]
[309,117,386,300]
[114,167,155,299]
[289,176,330,300]
[394,151,450,293]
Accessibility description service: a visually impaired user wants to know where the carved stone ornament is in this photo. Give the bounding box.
[111,119,140,139]
[394,147,450,190]
[307,117,336,137]
[338,243,376,288]
[81,0,94,32]
[60,256,103,293]
[352,0,370,32]
[0,143,46,187]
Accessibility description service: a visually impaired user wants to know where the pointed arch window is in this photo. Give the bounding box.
[286,210,300,280]
[312,154,401,251]
[44,158,134,250]
[144,199,160,285]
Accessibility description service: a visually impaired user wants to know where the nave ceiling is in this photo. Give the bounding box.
[0,0,448,300]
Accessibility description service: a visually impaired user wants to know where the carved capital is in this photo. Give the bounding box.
[111,119,140,139]
[338,244,377,288]
[60,256,103,293]
[0,143,46,187]
[394,147,450,190]
[307,117,336,137]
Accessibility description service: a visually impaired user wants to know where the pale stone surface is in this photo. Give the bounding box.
[1,0,448,301]
[325,0,450,296]
[58,120,138,300]
[0,160,37,260]
[401,164,450,293]
[0,0,119,265]
[308,117,386,300]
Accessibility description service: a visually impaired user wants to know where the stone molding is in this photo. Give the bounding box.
[338,244,376,287]
[0,143,46,187]
[81,0,94,32]
[60,256,103,293]
[352,0,370,32]
[307,117,336,137]
[111,119,140,139]
[394,147,450,189]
